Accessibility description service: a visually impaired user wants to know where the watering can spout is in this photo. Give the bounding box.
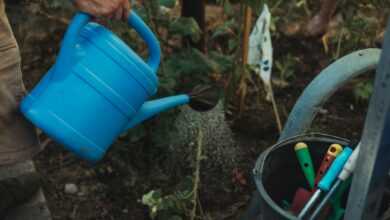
[124,94,190,130]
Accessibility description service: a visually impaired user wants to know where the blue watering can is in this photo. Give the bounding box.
[20,11,191,163]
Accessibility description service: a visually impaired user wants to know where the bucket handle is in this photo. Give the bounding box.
[54,11,161,80]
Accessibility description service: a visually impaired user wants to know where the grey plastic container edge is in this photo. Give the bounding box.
[253,133,351,220]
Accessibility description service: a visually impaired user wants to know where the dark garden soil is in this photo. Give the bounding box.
[10,2,385,220]
[33,38,371,220]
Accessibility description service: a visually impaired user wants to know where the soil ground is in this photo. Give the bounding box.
[33,46,370,220]
[16,2,384,220]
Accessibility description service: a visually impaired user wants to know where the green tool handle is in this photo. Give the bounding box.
[281,200,290,210]
[295,145,316,189]
[327,177,352,220]
[328,208,345,220]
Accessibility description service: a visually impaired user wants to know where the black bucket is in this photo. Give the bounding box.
[253,133,351,220]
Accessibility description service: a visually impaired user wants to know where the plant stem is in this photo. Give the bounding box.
[269,86,283,133]
[334,28,345,60]
[190,128,203,220]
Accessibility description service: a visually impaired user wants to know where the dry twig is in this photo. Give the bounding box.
[190,128,203,220]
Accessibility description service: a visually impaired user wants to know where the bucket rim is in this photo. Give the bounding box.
[252,132,350,219]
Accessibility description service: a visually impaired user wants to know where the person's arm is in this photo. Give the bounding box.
[72,0,131,20]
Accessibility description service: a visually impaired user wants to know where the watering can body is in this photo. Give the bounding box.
[20,12,189,163]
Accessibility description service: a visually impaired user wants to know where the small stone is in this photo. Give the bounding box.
[119,132,128,139]
[319,108,329,114]
[64,183,79,195]
[122,209,128,213]
[77,185,88,197]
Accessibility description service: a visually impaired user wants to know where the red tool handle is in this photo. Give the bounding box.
[313,144,343,188]
[314,154,336,187]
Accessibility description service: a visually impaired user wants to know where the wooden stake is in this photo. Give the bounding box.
[269,86,283,134]
[242,6,252,65]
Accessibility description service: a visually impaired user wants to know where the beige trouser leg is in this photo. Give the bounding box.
[0,0,40,166]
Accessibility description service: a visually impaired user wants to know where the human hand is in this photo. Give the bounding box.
[73,0,131,20]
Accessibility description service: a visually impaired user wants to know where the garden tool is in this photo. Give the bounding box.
[294,142,316,189]
[327,176,353,220]
[281,200,291,210]
[20,11,217,163]
[290,187,312,214]
[298,146,353,219]
[314,144,343,188]
[309,175,352,220]
[290,143,342,214]
[290,142,316,214]
[308,145,359,220]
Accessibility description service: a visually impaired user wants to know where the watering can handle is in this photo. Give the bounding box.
[278,48,381,142]
[127,11,161,72]
[56,11,161,75]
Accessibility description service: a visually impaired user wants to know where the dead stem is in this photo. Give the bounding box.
[190,128,203,220]
[268,86,283,133]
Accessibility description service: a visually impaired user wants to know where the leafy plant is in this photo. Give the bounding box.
[275,53,298,82]
[45,0,72,9]
[141,182,193,220]
[141,172,198,219]
[353,80,373,102]
[211,19,236,40]
[169,17,202,42]
[160,0,177,8]
[142,128,204,220]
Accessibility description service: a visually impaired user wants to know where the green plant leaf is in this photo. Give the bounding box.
[169,17,202,42]
[169,216,183,220]
[142,190,164,219]
[354,80,373,101]
[211,19,236,39]
[160,48,222,92]
[142,190,162,207]
[223,0,235,16]
[160,0,176,8]
[209,51,234,73]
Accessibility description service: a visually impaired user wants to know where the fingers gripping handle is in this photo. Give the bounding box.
[55,11,161,80]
